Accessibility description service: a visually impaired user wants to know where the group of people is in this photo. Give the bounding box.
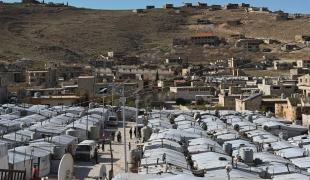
[129,127,141,139]
[109,126,141,143]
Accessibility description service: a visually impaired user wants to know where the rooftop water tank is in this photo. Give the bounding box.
[223,143,232,156]
[240,147,254,164]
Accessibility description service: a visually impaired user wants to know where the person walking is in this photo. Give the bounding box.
[94,147,98,164]
[128,142,131,150]
[117,131,122,143]
[133,127,136,138]
[129,128,133,139]
[111,131,115,142]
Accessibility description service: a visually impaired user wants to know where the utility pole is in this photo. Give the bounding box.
[111,82,114,106]
[86,108,89,138]
[121,86,128,172]
[102,94,106,121]
[109,140,114,180]
[135,95,139,139]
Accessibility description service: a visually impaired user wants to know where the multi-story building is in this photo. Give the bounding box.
[191,32,220,46]
[258,79,297,97]
[235,39,263,52]
[275,97,310,123]
[298,74,310,97]
[169,86,214,101]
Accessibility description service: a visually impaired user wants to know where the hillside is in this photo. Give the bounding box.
[0,3,310,65]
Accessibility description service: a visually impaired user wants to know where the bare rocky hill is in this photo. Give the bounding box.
[0,3,309,65]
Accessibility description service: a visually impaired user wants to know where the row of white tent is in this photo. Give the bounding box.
[0,104,116,179]
[122,110,310,180]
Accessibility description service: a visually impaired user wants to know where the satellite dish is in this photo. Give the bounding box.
[58,153,74,180]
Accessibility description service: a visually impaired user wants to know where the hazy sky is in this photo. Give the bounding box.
[4,0,310,13]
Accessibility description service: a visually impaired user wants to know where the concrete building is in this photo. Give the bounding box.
[258,79,297,97]
[281,44,300,52]
[235,39,263,52]
[182,2,193,8]
[218,86,248,110]
[197,2,207,8]
[116,66,174,81]
[275,12,289,21]
[218,92,242,110]
[26,70,48,86]
[224,3,239,9]
[302,114,310,128]
[77,76,95,98]
[22,0,39,3]
[295,35,310,44]
[275,97,310,123]
[274,59,310,70]
[235,93,262,112]
[165,57,183,65]
[227,58,251,68]
[28,95,82,106]
[298,74,310,97]
[169,86,214,101]
[197,19,212,25]
[26,68,57,87]
[273,60,295,70]
[296,59,310,68]
[290,68,310,80]
[163,4,173,9]
[146,5,155,9]
[191,32,220,46]
[209,5,222,11]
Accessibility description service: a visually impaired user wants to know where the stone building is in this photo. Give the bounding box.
[235,93,262,112]
[298,74,310,97]
[218,91,242,110]
[275,97,310,123]
[257,79,297,97]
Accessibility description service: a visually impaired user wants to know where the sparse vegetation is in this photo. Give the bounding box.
[0,4,309,64]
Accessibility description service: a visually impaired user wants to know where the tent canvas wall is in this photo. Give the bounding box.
[8,151,32,180]
[0,142,8,169]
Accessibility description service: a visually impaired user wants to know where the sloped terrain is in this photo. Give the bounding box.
[0,4,309,64]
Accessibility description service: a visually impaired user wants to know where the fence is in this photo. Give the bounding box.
[0,169,26,180]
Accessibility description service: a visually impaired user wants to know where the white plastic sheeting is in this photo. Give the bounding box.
[192,152,231,170]
[0,142,8,169]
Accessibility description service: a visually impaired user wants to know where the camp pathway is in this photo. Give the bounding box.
[83,121,138,180]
